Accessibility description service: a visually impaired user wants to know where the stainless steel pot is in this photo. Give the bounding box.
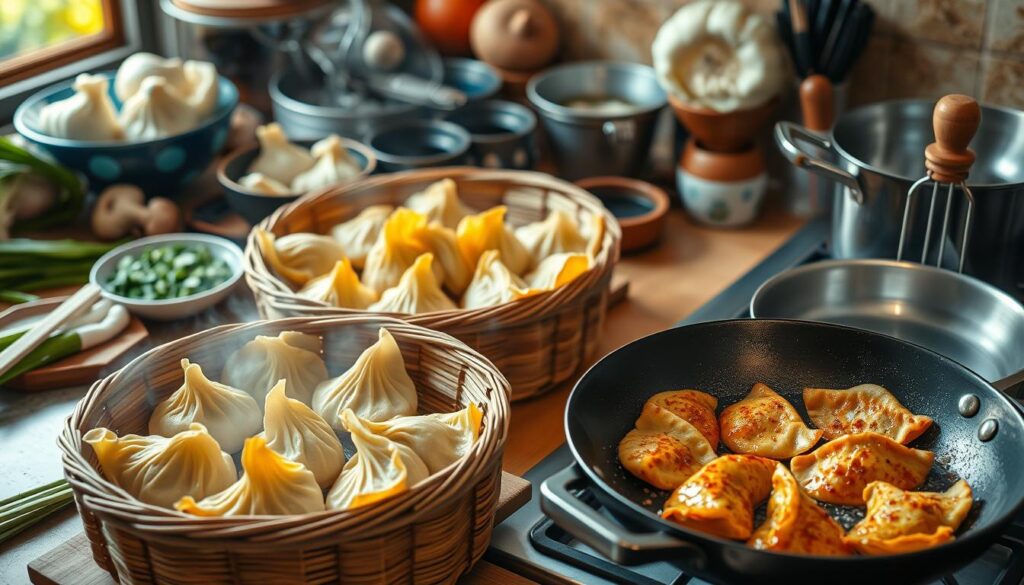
[775,100,1024,301]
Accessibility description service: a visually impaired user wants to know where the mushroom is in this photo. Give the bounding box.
[91,184,181,241]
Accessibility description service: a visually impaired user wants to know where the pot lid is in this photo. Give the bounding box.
[165,0,332,24]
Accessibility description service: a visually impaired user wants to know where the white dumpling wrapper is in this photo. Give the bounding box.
[254,228,347,286]
[239,172,293,195]
[515,209,588,261]
[290,135,362,193]
[402,178,472,228]
[114,52,188,102]
[182,60,219,120]
[461,249,529,309]
[416,222,472,296]
[38,73,122,141]
[297,258,378,309]
[329,205,393,269]
[368,253,457,314]
[456,206,533,275]
[119,76,198,140]
[247,123,315,185]
[524,252,590,291]
[223,331,328,407]
[262,380,345,489]
[356,403,483,473]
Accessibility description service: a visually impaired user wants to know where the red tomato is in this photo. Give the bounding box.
[415,0,487,56]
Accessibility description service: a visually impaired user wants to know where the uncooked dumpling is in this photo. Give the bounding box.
[312,328,418,430]
[326,409,430,510]
[239,172,293,195]
[515,210,588,261]
[329,205,393,269]
[248,123,315,185]
[182,60,219,119]
[355,402,483,473]
[254,228,346,286]
[263,380,345,489]
[461,250,530,309]
[176,436,325,516]
[223,331,328,407]
[297,258,378,309]
[119,76,198,140]
[524,252,590,291]
[403,178,472,228]
[456,206,533,275]
[114,52,188,102]
[361,208,439,292]
[416,222,472,296]
[369,253,457,314]
[148,358,261,453]
[291,135,361,193]
[84,423,236,508]
[38,74,122,141]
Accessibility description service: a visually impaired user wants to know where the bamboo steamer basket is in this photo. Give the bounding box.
[59,316,510,585]
[243,167,621,401]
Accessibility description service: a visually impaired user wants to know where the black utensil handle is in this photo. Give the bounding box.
[539,464,708,567]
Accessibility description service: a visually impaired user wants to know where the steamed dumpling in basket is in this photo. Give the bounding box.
[297,258,379,309]
[263,380,345,489]
[223,331,328,406]
[329,205,393,269]
[462,250,531,309]
[515,209,589,261]
[254,228,347,287]
[403,178,473,229]
[361,209,442,293]
[456,206,533,275]
[369,253,457,314]
[352,403,483,473]
[524,253,591,291]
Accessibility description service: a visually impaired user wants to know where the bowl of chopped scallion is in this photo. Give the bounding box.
[90,233,243,320]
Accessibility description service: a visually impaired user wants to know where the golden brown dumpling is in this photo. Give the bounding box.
[461,250,531,309]
[749,463,853,555]
[844,480,973,555]
[329,205,393,269]
[661,454,776,540]
[515,209,588,261]
[368,253,457,314]
[524,253,590,291]
[789,432,934,505]
[618,402,716,490]
[719,383,822,459]
[456,206,532,275]
[403,178,472,228]
[297,258,378,309]
[645,390,719,448]
[415,222,472,296]
[362,208,441,292]
[255,228,346,287]
[803,384,933,444]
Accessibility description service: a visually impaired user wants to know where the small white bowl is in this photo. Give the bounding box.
[89,233,243,321]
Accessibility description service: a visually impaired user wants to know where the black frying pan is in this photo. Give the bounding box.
[540,319,1024,585]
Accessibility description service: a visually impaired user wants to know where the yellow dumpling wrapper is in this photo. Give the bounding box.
[362,208,442,292]
[263,380,345,489]
[415,222,472,296]
[255,228,346,287]
[352,402,483,474]
[329,205,393,269]
[403,178,472,228]
[456,206,533,275]
[524,252,590,291]
[297,258,379,309]
[369,253,457,314]
[176,435,325,516]
[461,249,532,309]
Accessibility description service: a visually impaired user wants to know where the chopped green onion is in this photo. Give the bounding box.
[105,243,231,300]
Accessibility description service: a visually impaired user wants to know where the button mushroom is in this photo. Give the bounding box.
[91,184,181,241]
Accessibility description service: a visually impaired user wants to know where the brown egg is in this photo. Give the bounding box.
[469,0,559,72]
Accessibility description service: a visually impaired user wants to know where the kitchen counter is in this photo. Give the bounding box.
[0,206,803,585]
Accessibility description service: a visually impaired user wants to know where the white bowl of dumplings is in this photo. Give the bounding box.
[14,53,238,194]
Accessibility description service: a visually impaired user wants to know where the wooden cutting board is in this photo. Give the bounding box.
[28,472,533,585]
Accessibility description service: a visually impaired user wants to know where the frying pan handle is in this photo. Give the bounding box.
[774,121,865,204]
[539,464,708,567]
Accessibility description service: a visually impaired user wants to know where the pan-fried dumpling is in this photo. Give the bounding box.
[416,222,472,296]
[297,259,378,309]
[646,390,719,449]
[719,383,822,459]
[84,423,236,508]
[461,250,531,309]
[148,359,261,453]
[114,52,187,102]
[749,464,853,555]
[361,209,440,292]
[38,73,122,141]
[176,436,324,516]
[119,77,197,140]
[844,480,973,555]
[248,123,315,185]
[239,172,292,195]
[223,331,328,407]
[618,402,716,490]
[312,328,418,429]
[803,384,933,444]
[524,252,590,291]
[661,454,776,540]
[330,205,393,269]
[263,380,345,489]
[789,432,934,505]
[182,60,219,119]
[254,228,347,287]
[515,210,588,261]
[403,178,472,228]
[368,253,457,314]
[327,409,430,510]
[291,135,361,192]
[456,206,533,275]
[352,403,483,473]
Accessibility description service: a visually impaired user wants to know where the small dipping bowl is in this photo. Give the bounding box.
[443,99,536,169]
[89,233,244,321]
[367,119,472,173]
[575,176,670,252]
[443,58,502,104]
[217,138,376,225]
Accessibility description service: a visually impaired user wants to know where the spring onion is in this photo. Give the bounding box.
[0,479,74,544]
[0,137,84,234]
[0,239,121,296]
[105,243,232,300]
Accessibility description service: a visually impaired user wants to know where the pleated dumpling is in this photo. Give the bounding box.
[361,208,439,292]
[416,222,472,296]
[403,178,472,228]
[38,73,122,141]
[803,384,933,444]
[368,254,457,314]
[176,436,325,516]
[239,172,292,195]
[748,464,853,555]
[515,210,588,261]
[329,205,393,269]
[119,76,197,140]
[350,403,483,473]
[456,206,532,275]
[223,331,328,407]
[524,252,590,291]
[661,454,776,540]
[312,328,418,429]
[182,60,219,120]
[719,383,822,459]
[789,432,934,505]
[845,480,973,555]
[255,228,347,286]
[461,250,530,309]
[291,135,362,193]
[114,52,187,102]
[327,409,430,510]
[263,380,345,489]
[148,358,261,453]
[646,390,720,449]
[297,258,378,309]
[618,402,716,490]
[84,423,236,508]
[248,123,315,185]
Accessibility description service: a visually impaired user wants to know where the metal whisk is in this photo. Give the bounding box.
[896,94,981,273]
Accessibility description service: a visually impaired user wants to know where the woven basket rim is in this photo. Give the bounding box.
[243,167,622,326]
[59,315,511,539]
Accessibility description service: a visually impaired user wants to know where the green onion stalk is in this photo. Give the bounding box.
[0,479,74,544]
[0,137,84,234]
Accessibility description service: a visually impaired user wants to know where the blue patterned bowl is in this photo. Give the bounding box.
[14,71,238,197]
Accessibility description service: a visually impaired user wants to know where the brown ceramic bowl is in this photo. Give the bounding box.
[668,94,779,152]
[575,176,669,252]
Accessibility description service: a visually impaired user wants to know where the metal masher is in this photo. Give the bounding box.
[896,94,981,272]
